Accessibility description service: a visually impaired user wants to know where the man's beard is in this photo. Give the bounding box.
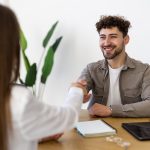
[101,45,124,60]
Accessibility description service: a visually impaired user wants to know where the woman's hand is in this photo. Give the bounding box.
[39,133,64,143]
[71,80,91,103]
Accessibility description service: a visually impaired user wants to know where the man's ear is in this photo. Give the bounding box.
[124,35,129,45]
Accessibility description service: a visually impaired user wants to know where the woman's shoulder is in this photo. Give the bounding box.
[11,84,32,96]
[10,84,34,117]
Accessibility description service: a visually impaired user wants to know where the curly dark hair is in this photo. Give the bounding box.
[96,15,131,37]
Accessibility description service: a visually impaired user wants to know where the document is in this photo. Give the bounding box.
[76,120,116,137]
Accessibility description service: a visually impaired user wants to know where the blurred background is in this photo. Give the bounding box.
[1,0,150,108]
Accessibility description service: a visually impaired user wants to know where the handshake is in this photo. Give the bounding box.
[71,80,91,103]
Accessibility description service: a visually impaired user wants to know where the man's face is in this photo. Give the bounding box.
[99,27,128,60]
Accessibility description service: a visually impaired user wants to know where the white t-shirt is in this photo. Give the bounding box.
[8,85,83,150]
[107,65,123,106]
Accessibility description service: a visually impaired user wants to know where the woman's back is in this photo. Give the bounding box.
[8,84,83,150]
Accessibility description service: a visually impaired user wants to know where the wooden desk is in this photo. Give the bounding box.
[39,110,150,150]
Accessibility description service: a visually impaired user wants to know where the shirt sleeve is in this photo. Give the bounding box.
[15,87,83,140]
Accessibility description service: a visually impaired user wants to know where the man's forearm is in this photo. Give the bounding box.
[111,100,150,117]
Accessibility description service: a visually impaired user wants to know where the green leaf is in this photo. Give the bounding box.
[41,36,62,84]
[25,63,37,87]
[20,29,30,71]
[41,47,54,83]
[43,21,59,48]
[22,51,31,71]
[19,78,25,85]
[51,36,63,53]
[20,30,27,52]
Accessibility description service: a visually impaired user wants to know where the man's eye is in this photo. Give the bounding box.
[100,36,105,39]
[111,36,117,38]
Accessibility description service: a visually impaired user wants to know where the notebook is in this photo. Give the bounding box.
[122,122,150,141]
[76,120,116,137]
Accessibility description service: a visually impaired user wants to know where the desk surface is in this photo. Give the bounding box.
[38,110,150,150]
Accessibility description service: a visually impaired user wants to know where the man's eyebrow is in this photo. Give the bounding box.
[99,34,105,36]
[109,33,118,36]
[100,33,118,36]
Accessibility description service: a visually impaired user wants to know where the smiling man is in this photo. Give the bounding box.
[78,15,150,117]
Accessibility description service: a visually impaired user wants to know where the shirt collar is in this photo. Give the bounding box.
[99,53,135,70]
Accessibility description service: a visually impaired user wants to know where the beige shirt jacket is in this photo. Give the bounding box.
[78,54,150,117]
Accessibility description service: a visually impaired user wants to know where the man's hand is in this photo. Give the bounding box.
[83,93,91,103]
[39,133,63,143]
[88,103,112,117]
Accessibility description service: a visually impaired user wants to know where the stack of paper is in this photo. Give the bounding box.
[76,120,116,137]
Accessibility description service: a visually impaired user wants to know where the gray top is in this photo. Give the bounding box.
[78,54,150,117]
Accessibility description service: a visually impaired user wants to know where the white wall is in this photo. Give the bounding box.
[1,0,150,107]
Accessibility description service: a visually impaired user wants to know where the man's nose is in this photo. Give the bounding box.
[104,37,111,45]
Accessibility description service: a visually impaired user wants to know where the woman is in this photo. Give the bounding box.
[0,4,87,150]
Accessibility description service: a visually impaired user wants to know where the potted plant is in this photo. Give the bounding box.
[20,21,62,101]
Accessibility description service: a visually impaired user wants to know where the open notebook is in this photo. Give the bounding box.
[76,120,116,137]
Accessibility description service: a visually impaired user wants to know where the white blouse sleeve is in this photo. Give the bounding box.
[11,86,83,141]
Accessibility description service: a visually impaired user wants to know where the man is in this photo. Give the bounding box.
[78,15,150,117]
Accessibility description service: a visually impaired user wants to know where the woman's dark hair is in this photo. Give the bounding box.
[96,15,131,37]
[0,4,20,150]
